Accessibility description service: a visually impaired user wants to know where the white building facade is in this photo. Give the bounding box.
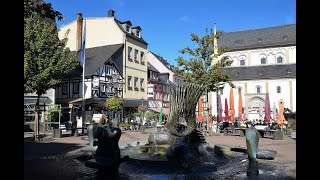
[210,24,296,121]
[147,52,184,85]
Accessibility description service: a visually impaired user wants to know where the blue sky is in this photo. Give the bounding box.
[46,0,296,67]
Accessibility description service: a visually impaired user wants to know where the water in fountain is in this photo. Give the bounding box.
[152,125,160,156]
[77,83,287,179]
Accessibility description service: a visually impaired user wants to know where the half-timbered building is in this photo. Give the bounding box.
[55,44,124,124]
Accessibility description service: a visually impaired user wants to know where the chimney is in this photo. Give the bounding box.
[76,12,83,51]
[108,9,115,17]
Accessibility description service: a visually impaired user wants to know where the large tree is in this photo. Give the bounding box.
[175,28,234,92]
[24,1,78,105]
[24,0,63,21]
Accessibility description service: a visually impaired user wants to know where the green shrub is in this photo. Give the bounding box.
[288,118,296,131]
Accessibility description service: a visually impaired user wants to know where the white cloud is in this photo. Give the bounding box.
[179,16,190,23]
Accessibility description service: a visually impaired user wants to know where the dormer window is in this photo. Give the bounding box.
[120,21,132,33]
[131,26,142,38]
[126,25,130,32]
[136,30,140,38]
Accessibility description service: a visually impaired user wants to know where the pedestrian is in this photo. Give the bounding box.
[135,116,141,130]
[99,114,108,125]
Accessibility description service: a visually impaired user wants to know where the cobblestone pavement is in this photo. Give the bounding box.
[24,130,296,179]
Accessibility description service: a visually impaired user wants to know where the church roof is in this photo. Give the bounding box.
[218,24,296,51]
[223,64,296,80]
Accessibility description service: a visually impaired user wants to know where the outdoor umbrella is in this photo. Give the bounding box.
[217,95,223,122]
[238,91,243,121]
[198,97,203,124]
[273,102,277,121]
[245,106,249,121]
[159,107,163,124]
[277,99,286,127]
[264,93,271,122]
[229,88,235,122]
[224,98,229,121]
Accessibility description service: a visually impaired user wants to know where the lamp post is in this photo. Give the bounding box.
[215,82,225,133]
[141,97,145,123]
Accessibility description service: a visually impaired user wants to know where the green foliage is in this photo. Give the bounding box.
[175,28,235,92]
[145,111,159,121]
[288,118,296,131]
[132,111,142,120]
[47,106,60,122]
[24,0,63,21]
[24,15,78,96]
[104,97,124,112]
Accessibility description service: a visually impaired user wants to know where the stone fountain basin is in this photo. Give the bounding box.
[230,146,277,159]
[140,144,169,154]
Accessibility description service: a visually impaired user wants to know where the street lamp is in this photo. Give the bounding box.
[141,97,145,122]
[215,83,225,133]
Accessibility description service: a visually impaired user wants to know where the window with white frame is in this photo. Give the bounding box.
[277,86,281,93]
[140,78,144,90]
[134,77,139,89]
[134,49,139,62]
[128,76,132,89]
[276,53,284,63]
[140,52,145,64]
[256,85,262,93]
[128,47,133,60]
[73,82,79,93]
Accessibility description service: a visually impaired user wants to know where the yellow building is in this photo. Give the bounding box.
[58,10,148,115]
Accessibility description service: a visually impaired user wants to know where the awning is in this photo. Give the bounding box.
[69,97,92,104]
[124,99,148,107]
[149,107,170,115]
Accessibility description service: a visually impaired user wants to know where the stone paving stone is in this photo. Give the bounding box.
[25,130,296,179]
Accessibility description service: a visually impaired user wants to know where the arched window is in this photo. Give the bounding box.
[239,55,246,66]
[240,59,245,65]
[261,57,267,64]
[259,54,267,65]
[256,85,261,93]
[277,86,281,93]
[276,53,284,63]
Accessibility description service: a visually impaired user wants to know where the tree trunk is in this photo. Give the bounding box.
[43,107,46,135]
[34,94,40,142]
[34,111,38,142]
